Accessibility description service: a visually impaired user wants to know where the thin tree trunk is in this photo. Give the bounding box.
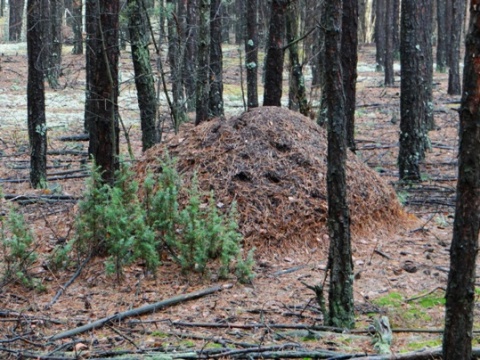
[384,0,394,86]
[9,0,25,42]
[443,4,480,359]
[374,0,386,71]
[286,1,308,116]
[263,0,289,107]
[128,0,158,151]
[72,0,83,54]
[324,0,354,329]
[245,0,259,109]
[448,0,466,95]
[27,0,47,188]
[184,0,197,111]
[84,0,97,133]
[48,0,64,89]
[436,0,447,72]
[342,0,358,151]
[195,0,210,125]
[209,0,224,117]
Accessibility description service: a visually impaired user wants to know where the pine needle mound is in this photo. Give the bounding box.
[136,107,409,250]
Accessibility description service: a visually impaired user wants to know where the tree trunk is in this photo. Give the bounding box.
[245,0,259,109]
[27,0,47,188]
[263,0,289,107]
[48,0,64,89]
[234,0,244,45]
[443,4,480,359]
[447,0,466,95]
[342,0,358,151]
[84,0,97,133]
[72,0,83,55]
[209,0,224,117]
[128,0,158,151]
[167,0,187,131]
[436,0,447,72]
[423,0,434,130]
[286,1,308,116]
[184,0,197,111]
[384,0,394,86]
[398,0,431,181]
[324,0,354,329]
[88,0,120,184]
[374,0,386,71]
[194,0,210,125]
[9,0,25,42]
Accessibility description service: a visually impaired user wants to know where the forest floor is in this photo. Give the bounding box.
[0,42,475,359]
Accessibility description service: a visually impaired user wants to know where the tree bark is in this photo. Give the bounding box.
[263,0,289,107]
[245,0,259,109]
[443,3,480,359]
[398,0,431,181]
[374,0,386,71]
[88,0,120,184]
[128,0,158,151]
[27,0,47,188]
[447,0,466,95]
[48,0,64,89]
[9,0,25,42]
[84,0,97,133]
[285,1,308,116]
[194,0,210,125]
[184,0,198,111]
[72,0,83,55]
[384,0,394,86]
[167,0,187,131]
[436,0,447,72]
[209,0,224,117]
[324,0,354,329]
[342,0,358,151]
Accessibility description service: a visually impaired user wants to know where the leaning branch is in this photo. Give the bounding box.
[48,284,232,341]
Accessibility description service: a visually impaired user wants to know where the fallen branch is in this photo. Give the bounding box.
[58,134,89,142]
[48,283,232,341]
[4,194,80,203]
[45,255,92,310]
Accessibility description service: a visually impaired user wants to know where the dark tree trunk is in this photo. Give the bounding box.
[263,0,289,107]
[209,0,224,117]
[286,1,308,116]
[443,4,480,359]
[84,0,97,133]
[27,0,47,188]
[316,0,328,126]
[184,0,198,111]
[245,0,259,109]
[195,0,210,125]
[342,0,358,151]
[436,0,447,72]
[72,0,83,55]
[374,0,386,71]
[448,0,466,95]
[221,4,230,43]
[324,0,354,330]
[39,0,51,71]
[128,0,158,151]
[168,0,187,131]
[384,0,394,86]
[392,0,400,55]
[423,1,434,130]
[88,0,120,185]
[398,0,431,181]
[234,0,244,45]
[48,0,64,89]
[9,0,25,42]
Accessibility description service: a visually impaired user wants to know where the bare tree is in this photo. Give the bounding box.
[27,0,47,188]
[9,0,25,42]
[245,0,259,109]
[447,0,466,94]
[324,0,354,329]
[48,0,64,89]
[443,3,480,359]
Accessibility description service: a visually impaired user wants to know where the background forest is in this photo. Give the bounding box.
[0,0,478,359]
